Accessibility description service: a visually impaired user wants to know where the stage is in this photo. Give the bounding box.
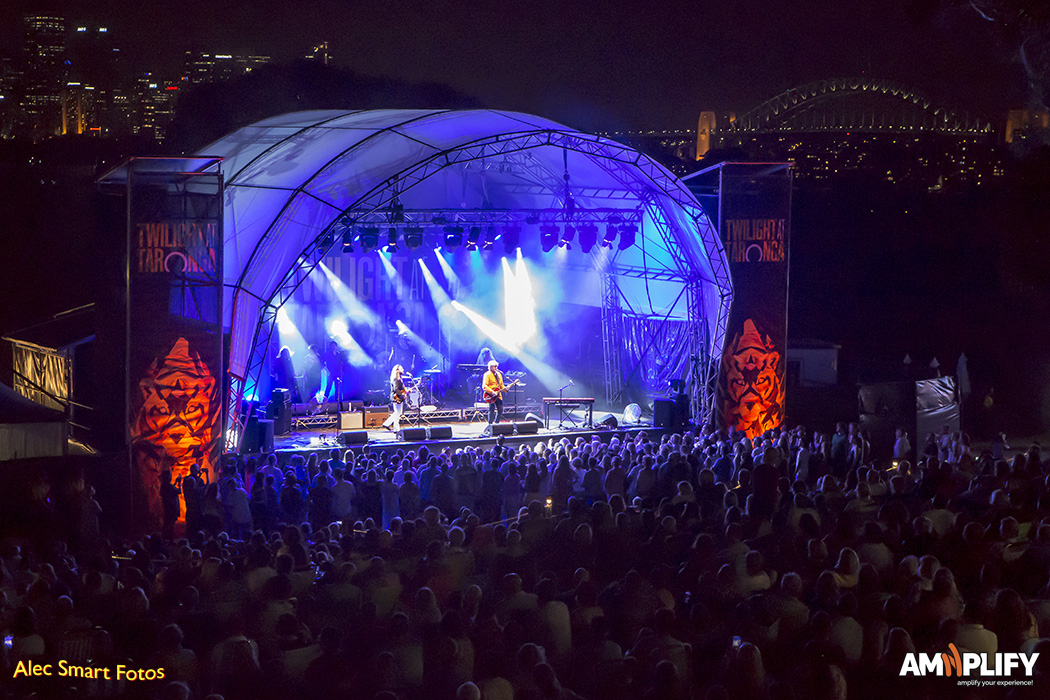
[268,406,656,460]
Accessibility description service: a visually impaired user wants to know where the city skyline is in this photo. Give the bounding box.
[0,0,1041,132]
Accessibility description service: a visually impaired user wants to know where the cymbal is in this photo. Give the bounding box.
[423,369,442,374]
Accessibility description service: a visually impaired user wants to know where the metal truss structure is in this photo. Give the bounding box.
[219,119,732,450]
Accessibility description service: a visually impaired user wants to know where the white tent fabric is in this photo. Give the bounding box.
[197,110,730,396]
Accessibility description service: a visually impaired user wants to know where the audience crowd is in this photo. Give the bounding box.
[3,421,1050,700]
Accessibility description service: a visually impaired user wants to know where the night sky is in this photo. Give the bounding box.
[1,0,1035,131]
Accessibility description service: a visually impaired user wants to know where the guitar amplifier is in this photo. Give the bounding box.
[362,406,390,428]
[340,411,364,430]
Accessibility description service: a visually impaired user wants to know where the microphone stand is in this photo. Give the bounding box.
[557,381,573,429]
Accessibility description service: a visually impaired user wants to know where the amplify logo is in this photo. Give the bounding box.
[900,643,1038,678]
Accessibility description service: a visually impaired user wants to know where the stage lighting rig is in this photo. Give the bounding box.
[481,225,499,251]
[502,224,520,254]
[602,224,617,248]
[466,226,481,251]
[384,227,399,253]
[403,226,424,251]
[618,224,637,250]
[360,227,380,251]
[444,225,464,250]
[559,224,575,250]
[539,224,559,253]
[341,229,355,253]
[578,223,598,253]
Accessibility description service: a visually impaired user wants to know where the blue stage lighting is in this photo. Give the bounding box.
[466,226,481,251]
[404,226,424,251]
[342,229,355,252]
[559,225,575,249]
[385,227,399,253]
[482,225,498,251]
[360,227,380,251]
[540,224,559,253]
[578,223,598,253]
[502,224,520,254]
[602,224,617,248]
[444,225,464,249]
[618,224,637,250]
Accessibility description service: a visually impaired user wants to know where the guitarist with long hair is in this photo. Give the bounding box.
[382,364,408,432]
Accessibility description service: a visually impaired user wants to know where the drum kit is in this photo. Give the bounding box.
[402,368,441,412]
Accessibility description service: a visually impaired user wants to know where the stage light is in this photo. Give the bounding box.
[482,225,498,251]
[618,224,637,250]
[540,224,559,253]
[502,224,521,254]
[385,227,399,253]
[341,229,355,253]
[404,226,423,251]
[602,224,617,248]
[443,225,463,250]
[466,226,481,251]
[359,227,380,251]
[578,223,598,253]
[559,225,575,249]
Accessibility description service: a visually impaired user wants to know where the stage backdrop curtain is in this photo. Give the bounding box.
[622,314,691,408]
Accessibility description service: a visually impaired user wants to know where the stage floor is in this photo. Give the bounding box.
[270,407,652,459]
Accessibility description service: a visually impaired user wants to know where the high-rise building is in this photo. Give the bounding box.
[21,14,68,138]
[183,51,271,85]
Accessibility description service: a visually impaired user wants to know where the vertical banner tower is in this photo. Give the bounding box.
[688,162,792,439]
[125,157,224,531]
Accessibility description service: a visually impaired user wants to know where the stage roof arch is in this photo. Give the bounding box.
[193,109,731,441]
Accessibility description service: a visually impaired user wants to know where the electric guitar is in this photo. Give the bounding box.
[484,378,524,403]
[391,376,416,404]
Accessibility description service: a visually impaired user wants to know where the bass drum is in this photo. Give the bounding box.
[405,386,422,410]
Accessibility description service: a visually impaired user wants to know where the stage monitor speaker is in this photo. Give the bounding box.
[489,423,515,436]
[399,427,428,441]
[340,411,364,430]
[271,388,292,435]
[653,399,674,428]
[427,425,453,440]
[514,420,539,435]
[597,413,618,429]
[338,430,369,446]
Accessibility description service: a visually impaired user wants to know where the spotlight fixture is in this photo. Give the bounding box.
[385,227,399,253]
[444,225,464,250]
[559,224,575,249]
[502,224,520,254]
[618,224,637,251]
[539,224,559,253]
[359,226,380,251]
[466,226,481,251]
[341,229,355,253]
[403,226,424,251]
[578,223,598,253]
[602,224,617,248]
[481,225,498,251]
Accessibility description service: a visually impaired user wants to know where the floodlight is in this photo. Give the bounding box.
[578,223,598,253]
[384,227,398,253]
[360,227,380,251]
[341,229,354,253]
[540,224,559,253]
[618,224,637,250]
[502,224,520,254]
[444,226,463,249]
[466,226,481,251]
[404,226,424,251]
[602,224,617,248]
